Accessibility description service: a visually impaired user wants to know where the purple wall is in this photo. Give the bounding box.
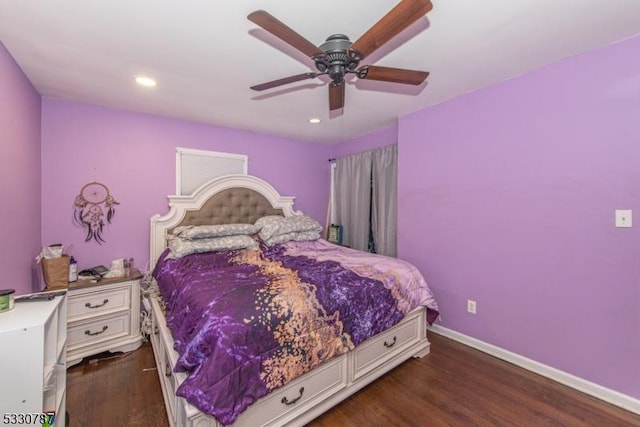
[329,123,398,159]
[0,42,42,295]
[398,35,640,398]
[41,99,331,272]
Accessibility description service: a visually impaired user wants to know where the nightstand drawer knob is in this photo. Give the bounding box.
[85,299,109,309]
[85,325,108,336]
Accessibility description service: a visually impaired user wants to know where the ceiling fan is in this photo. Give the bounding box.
[248,0,433,112]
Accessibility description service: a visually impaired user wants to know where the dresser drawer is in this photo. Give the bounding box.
[235,357,347,427]
[351,312,422,381]
[68,285,131,322]
[68,313,131,350]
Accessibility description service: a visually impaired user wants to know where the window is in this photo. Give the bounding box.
[176,147,248,195]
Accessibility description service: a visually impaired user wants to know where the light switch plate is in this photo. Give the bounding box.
[615,209,632,228]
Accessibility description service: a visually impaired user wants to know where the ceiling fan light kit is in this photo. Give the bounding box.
[248,0,433,112]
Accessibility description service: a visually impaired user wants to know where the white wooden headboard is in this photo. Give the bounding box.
[149,174,300,268]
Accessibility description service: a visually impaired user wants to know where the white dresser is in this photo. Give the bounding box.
[66,271,142,367]
[0,293,67,427]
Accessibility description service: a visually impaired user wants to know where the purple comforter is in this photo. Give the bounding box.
[153,239,439,424]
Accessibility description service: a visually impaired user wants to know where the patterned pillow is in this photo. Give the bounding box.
[256,215,322,241]
[263,231,321,246]
[167,234,258,258]
[172,223,259,239]
[254,215,285,241]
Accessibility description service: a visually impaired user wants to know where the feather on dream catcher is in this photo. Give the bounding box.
[73,182,119,244]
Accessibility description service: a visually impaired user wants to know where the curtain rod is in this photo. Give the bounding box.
[327,143,397,163]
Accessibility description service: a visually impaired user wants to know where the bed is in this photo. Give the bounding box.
[147,174,439,427]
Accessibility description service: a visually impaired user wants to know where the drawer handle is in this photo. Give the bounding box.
[384,336,397,348]
[154,326,159,335]
[85,325,108,336]
[281,387,304,406]
[165,363,172,378]
[85,299,109,309]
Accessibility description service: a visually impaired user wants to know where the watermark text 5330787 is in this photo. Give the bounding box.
[3,412,55,425]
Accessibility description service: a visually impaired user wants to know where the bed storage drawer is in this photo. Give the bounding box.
[351,310,423,382]
[67,285,130,321]
[234,357,348,427]
[67,313,131,350]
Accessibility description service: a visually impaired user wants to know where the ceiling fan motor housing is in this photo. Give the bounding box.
[314,34,361,83]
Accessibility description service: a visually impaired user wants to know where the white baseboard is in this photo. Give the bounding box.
[428,324,640,415]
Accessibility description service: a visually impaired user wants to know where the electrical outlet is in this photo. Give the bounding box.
[615,209,632,228]
[467,299,477,314]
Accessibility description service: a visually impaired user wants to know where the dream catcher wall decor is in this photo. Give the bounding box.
[73,182,119,244]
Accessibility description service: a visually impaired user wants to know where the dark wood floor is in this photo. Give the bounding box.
[67,332,640,426]
[66,343,167,427]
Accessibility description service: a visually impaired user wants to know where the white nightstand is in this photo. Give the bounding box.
[66,270,142,367]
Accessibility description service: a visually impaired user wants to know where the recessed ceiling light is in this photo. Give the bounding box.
[134,76,157,87]
[309,118,321,124]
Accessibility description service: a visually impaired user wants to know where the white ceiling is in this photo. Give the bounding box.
[1,1,639,144]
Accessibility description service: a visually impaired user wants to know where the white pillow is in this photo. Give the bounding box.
[254,215,285,241]
[263,231,321,246]
[167,235,258,258]
[256,215,322,241]
[172,223,259,239]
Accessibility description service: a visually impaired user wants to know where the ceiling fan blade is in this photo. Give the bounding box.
[250,72,319,91]
[350,0,433,60]
[358,65,428,85]
[329,82,345,111]
[248,10,324,58]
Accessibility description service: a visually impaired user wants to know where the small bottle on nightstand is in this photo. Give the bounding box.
[68,256,78,282]
[124,257,134,276]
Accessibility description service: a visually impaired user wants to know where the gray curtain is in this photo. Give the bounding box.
[371,144,398,257]
[335,151,373,251]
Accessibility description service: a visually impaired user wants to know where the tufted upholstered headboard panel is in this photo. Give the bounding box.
[169,188,283,233]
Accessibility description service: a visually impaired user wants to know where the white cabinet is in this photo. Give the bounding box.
[66,272,142,367]
[0,294,67,427]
